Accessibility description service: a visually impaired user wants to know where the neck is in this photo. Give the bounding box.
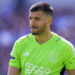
[34,30,52,44]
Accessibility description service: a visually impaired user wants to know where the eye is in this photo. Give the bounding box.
[35,17,40,21]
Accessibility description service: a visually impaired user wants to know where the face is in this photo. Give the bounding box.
[29,11,48,35]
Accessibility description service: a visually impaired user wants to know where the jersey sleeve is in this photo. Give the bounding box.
[64,43,75,70]
[9,40,21,69]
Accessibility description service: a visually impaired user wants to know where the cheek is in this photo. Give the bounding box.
[37,20,44,26]
[36,18,47,27]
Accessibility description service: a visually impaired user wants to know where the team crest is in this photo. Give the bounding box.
[48,51,58,63]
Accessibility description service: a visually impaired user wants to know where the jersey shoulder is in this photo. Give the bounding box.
[10,33,34,56]
[53,32,74,49]
[16,33,34,44]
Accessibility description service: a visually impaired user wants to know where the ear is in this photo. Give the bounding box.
[47,17,52,26]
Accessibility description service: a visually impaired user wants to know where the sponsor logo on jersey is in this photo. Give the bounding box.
[25,63,50,74]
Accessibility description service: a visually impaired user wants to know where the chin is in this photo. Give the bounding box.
[32,33,38,35]
[32,32,39,35]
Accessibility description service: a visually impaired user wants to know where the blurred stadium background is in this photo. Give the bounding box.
[0,0,75,75]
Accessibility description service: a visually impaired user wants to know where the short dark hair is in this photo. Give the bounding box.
[30,2,53,17]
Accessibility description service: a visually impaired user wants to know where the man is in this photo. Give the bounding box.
[8,2,75,75]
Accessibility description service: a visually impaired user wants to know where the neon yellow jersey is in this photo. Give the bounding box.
[9,32,75,75]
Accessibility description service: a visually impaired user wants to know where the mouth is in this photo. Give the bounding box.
[31,27,38,29]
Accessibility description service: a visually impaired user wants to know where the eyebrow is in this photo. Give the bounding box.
[29,16,40,19]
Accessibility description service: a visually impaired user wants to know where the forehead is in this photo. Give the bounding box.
[29,11,45,17]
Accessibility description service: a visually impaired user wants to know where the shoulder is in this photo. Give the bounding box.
[53,32,74,49]
[15,33,34,44]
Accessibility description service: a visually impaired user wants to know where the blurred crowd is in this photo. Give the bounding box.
[0,0,75,75]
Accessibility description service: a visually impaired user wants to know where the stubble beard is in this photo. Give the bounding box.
[31,23,46,35]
